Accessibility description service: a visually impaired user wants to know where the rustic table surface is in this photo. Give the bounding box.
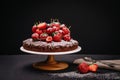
[0,54,120,80]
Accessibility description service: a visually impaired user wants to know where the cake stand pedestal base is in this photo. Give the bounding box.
[33,55,69,71]
[20,46,81,71]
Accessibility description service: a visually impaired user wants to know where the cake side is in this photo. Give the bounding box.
[23,38,78,52]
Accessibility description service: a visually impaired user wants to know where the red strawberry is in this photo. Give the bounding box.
[37,22,47,30]
[35,29,43,34]
[58,30,63,34]
[46,27,55,34]
[39,33,48,40]
[42,29,47,33]
[53,26,60,31]
[31,33,39,40]
[60,24,66,28]
[63,34,71,41]
[53,32,62,42]
[62,27,70,35]
[89,64,98,72]
[46,36,53,42]
[78,62,89,74]
[32,25,37,33]
[46,24,51,28]
[51,22,60,27]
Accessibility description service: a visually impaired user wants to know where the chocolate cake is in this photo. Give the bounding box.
[23,38,78,52]
[22,19,79,52]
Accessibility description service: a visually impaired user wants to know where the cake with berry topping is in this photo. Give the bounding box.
[23,19,79,52]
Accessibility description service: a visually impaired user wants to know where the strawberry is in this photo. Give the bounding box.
[62,27,70,35]
[35,29,43,34]
[46,27,55,34]
[51,22,60,27]
[32,25,37,33]
[53,26,60,31]
[63,34,71,41]
[39,33,48,40]
[58,30,63,34]
[31,33,39,40]
[37,22,47,30]
[42,29,47,33]
[78,62,89,74]
[89,64,98,72]
[46,24,51,28]
[46,36,53,42]
[53,32,62,42]
[60,24,66,28]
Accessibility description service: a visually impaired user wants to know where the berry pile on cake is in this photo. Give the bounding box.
[23,19,79,52]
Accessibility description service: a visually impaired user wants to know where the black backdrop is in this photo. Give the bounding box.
[1,0,120,55]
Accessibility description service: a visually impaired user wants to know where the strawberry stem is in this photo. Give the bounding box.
[51,18,53,23]
[52,32,55,36]
[53,19,55,22]
[38,21,41,24]
[56,19,59,22]
[51,18,59,23]
[35,22,39,25]
[68,26,71,29]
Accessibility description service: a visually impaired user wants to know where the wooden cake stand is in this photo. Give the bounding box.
[20,46,81,71]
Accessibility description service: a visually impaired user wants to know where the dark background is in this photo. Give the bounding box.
[1,0,120,55]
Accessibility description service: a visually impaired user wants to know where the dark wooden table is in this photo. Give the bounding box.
[0,54,120,80]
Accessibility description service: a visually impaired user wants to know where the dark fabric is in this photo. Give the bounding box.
[0,54,120,80]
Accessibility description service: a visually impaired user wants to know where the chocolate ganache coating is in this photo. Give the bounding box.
[23,38,79,52]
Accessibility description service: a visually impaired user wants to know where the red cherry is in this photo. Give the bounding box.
[39,33,48,40]
[53,32,62,42]
[78,62,89,74]
[35,29,43,34]
[32,25,37,33]
[63,34,71,41]
[37,22,47,30]
[62,27,70,35]
[46,36,53,42]
[31,33,39,40]
[46,27,55,34]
